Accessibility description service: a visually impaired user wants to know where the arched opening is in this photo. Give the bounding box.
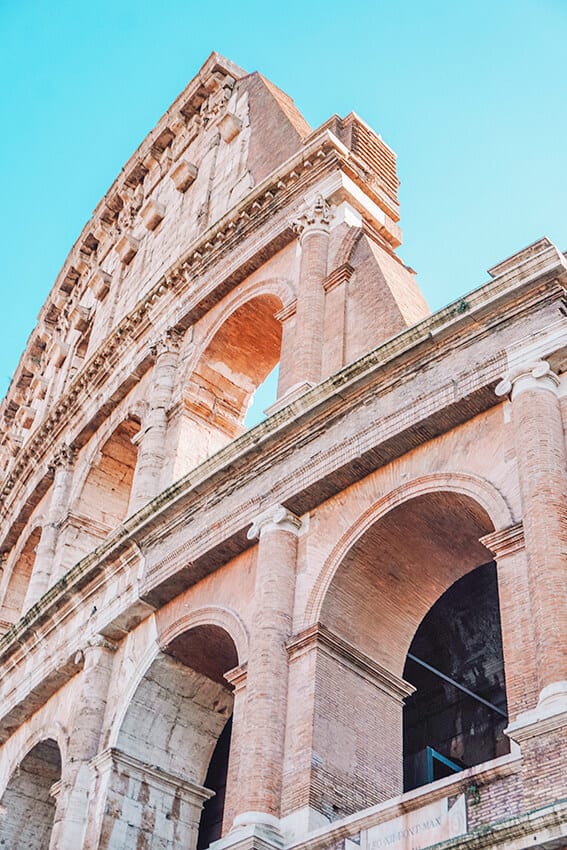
[99,625,239,849]
[175,296,282,474]
[403,562,509,791]
[0,738,62,848]
[301,491,505,820]
[62,417,140,569]
[0,526,41,627]
[77,417,140,527]
[244,364,279,428]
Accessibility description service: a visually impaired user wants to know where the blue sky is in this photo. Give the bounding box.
[1,0,566,401]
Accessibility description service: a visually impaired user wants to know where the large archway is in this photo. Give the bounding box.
[0,525,41,628]
[59,417,140,571]
[0,738,62,848]
[290,489,505,822]
[93,624,240,850]
[172,294,283,477]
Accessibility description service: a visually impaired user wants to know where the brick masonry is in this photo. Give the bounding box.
[0,52,566,850]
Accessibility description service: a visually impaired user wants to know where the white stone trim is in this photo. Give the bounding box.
[247,504,302,540]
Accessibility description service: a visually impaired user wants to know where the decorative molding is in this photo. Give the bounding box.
[293,195,332,239]
[247,504,302,540]
[225,662,248,692]
[287,623,414,703]
[274,300,297,323]
[83,633,118,656]
[150,327,184,358]
[495,359,560,400]
[480,523,524,558]
[506,680,567,743]
[90,747,214,804]
[322,262,354,292]
[49,442,76,471]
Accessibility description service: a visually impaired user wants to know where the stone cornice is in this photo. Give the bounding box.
[481,523,525,558]
[287,624,414,702]
[90,747,214,802]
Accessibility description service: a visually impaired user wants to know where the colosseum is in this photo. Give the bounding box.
[0,51,566,850]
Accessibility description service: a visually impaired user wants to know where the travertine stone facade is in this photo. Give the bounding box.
[1,52,567,850]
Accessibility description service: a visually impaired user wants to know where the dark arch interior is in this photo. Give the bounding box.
[165,623,239,684]
[403,562,509,791]
[198,715,233,850]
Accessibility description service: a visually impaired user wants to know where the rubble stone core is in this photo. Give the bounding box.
[1,52,567,850]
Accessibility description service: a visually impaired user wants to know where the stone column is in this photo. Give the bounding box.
[129,330,180,513]
[287,196,331,394]
[24,443,75,609]
[49,635,117,850]
[495,360,567,713]
[222,664,247,833]
[232,505,302,840]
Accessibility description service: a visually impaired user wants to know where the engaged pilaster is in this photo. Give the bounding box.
[232,504,302,842]
[284,196,331,395]
[495,361,567,725]
[129,330,181,513]
[24,442,76,609]
[49,635,117,850]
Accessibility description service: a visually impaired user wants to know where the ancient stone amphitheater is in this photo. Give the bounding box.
[0,52,566,850]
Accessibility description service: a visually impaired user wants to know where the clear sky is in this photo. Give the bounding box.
[1,0,566,401]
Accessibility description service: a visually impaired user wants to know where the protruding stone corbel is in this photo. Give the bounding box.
[247,504,302,540]
[140,198,165,231]
[217,112,242,143]
[89,269,112,301]
[84,634,118,654]
[170,159,198,193]
[115,233,140,265]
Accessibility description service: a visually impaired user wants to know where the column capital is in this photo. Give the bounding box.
[49,442,76,473]
[149,327,183,358]
[247,504,302,541]
[78,634,118,664]
[495,359,560,400]
[292,195,332,240]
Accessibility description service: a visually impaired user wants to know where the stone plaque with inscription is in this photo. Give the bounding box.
[361,796,467,850]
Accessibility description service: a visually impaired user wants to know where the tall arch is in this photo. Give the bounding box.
[0,738,62,849]
[286,476,512,823]
[169,284,291,479]
[61,416,141,570]
[0,524,42,627]
[305,472,513,628]
[403,561,509,791]
[94,620,243,850]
